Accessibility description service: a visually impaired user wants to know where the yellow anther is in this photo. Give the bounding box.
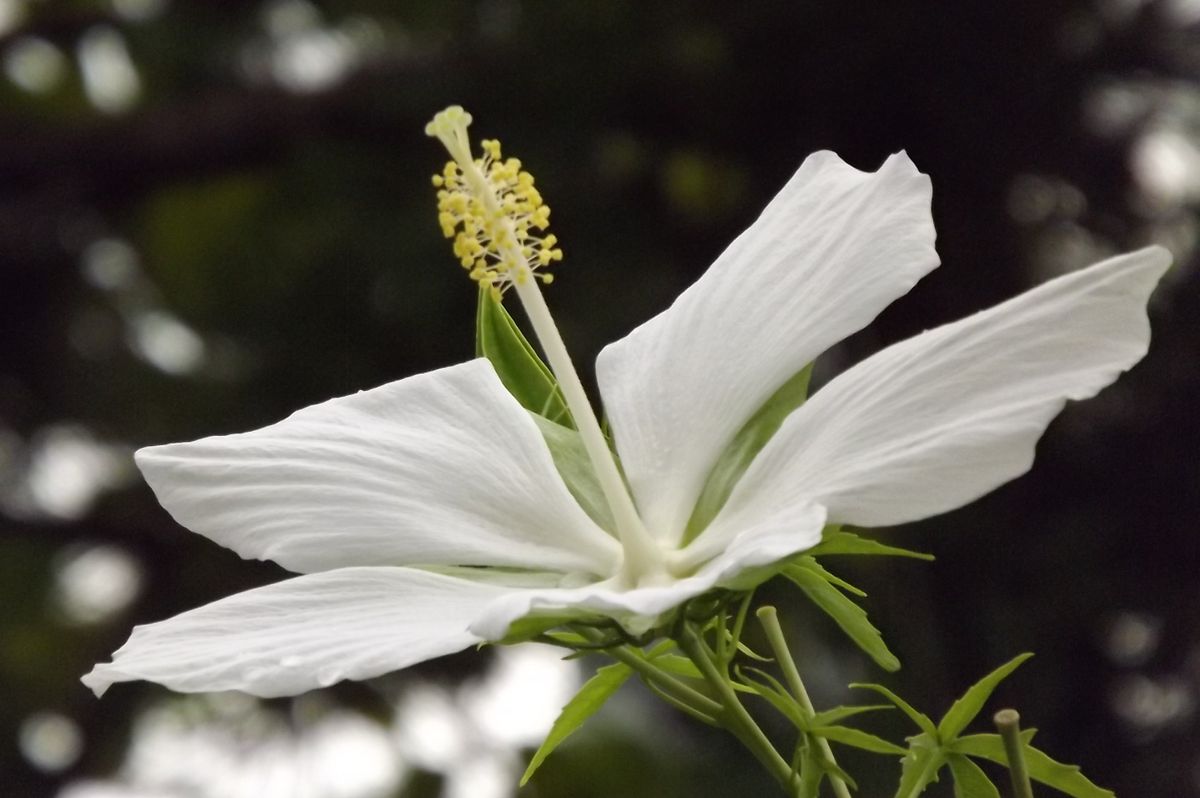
[425,106,563,293]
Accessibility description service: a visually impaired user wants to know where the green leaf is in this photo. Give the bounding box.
[851,683,937,736]
[951,730,1035,758]
[809,704,894,726]
[520,662,632,785]
[681,363,813,545]
[938,653,1033,741]
[798,556,867,597]
[948,753,1001,798]
[1021,744,1116,798]
[894,735,945,798]
[785,558,901,671]
[956,733,1114,798]
[531,415,615,531]
[806,529,935,561]
[476,285,572,426]
[808,725,908,756]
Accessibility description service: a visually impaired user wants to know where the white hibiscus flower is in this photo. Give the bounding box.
[84,107,1170,699]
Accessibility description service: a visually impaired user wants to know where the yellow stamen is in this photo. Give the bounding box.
[424,106,563,298]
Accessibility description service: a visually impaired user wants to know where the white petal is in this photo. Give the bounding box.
[597,151,937,546]
[136,359,619,576]
[711,247,1171,533]
[471,503,827,640]
[82,567,517,698]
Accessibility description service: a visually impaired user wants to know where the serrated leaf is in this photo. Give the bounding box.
[809,725,908,756]
[531,415,614,531]
[807,530,934,561]
[1022,744,1115,798]
[797,555,867,597]
[785,561,901,671]
[520,662,632,785]
[948,753,1001,798]
[851,683,937,736]
[681,363,813,546]
[894,736,945,798]
[956,733,1114,798]
[810,704,894,726]
[938,653,1033,741]
[476,285,572,426]
[951,730,1036,759]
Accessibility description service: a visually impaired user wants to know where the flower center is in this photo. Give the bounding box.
[426,106,666,588]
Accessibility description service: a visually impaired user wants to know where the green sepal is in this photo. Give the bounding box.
[806,529,934,561]
[530,414,615,531]
[810,745,859,789]
[894,734,945,798]
[948,753,1001,798]
[498,613,592,645]
[475,285,573,427]
[954,731,1114,798]
[736,639,773,663]
[938,653,1033,741]
[784,557,901,671]
[795,738,825,798]
[681,364,813,546]
[850,683,937,736]
[520,661,632,786]
[808,725,908,756]
[645,653,703,680]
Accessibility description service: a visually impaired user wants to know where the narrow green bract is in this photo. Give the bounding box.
[475,285,573,427]
[520,661,633,785]
[938,653,1033,740]
[784,557,901,671]
[531,415,615,532]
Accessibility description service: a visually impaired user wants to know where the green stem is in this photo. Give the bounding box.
[607,644,723,717]
[575,628,723,720]
[994,709,1035,798]
[757,606,853,798]
[678,622,799,795]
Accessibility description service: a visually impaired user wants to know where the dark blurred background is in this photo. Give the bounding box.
[1,1,1197,797]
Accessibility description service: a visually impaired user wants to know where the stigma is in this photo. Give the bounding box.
[425,106,563,296]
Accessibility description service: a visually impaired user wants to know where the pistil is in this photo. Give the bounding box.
[426,106,665,586]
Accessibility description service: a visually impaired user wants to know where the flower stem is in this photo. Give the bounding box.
[592,643,723,720]
[757,606,853,798]
[678,622,799,795]
[994,709,1035,798]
